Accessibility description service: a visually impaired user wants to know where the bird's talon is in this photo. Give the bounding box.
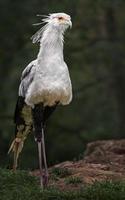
[43,173,49,186]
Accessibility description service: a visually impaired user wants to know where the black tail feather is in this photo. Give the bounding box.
[14,96,25,135]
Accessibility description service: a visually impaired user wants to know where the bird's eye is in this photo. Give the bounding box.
[58,17,64,20]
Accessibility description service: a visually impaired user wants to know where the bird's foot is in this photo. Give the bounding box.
[39,173,49,188]
[40,176,44,188]
[12,165,17,172]
[43,173,49,187]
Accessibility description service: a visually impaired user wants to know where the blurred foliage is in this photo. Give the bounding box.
[0,0,125,168]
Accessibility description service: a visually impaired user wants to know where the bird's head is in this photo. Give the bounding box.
[32,13,72,43]
[47,13,72,31]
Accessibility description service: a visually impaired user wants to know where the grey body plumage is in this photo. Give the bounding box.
[19,60,36,97]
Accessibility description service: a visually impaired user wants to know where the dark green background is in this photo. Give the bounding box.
[0,0,125,168]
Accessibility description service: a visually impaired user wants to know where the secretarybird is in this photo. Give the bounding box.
[8,13,72,187]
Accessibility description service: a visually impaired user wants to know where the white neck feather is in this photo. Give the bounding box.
[37,25,64,61]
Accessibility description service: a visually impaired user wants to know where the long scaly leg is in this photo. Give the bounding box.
[37,141,43,187]
[41,104,57,186]
[32,103,44,187]
[41,128,48,186]
[32,103,57,187]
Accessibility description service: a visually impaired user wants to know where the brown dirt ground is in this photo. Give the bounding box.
[31,139,125,190]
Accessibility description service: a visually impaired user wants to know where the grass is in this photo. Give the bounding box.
[65,176,83,185]
[51,167,71,178]
[0,168,125,200]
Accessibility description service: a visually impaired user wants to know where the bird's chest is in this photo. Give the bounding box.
[25,61,72,107]
[35,61,67,86]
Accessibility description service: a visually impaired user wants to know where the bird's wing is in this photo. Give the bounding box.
[19,60,36,97]
[8,60,36,169]
[8,96,33,169]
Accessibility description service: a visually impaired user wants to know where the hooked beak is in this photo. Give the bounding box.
[69,20,72,29]
[59,17,72,29]
[62,18,72,29]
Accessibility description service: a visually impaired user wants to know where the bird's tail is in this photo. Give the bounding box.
[8,97,32,170]
[8,124,31,170]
